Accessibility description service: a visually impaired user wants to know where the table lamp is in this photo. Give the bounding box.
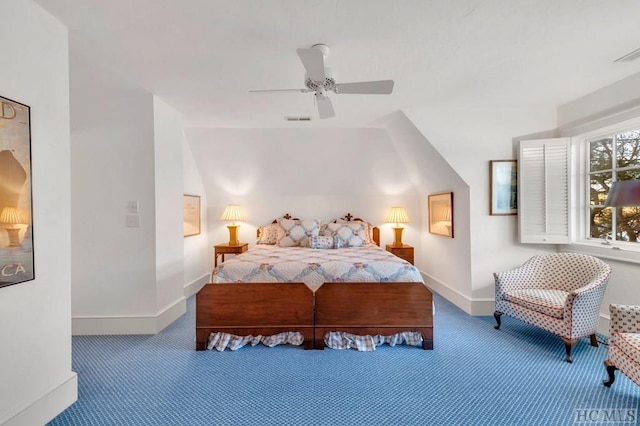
[603,179,640,243]
[220,204,244,246]
[0,206,23,247]
[385,206,410,247]
[604,180,640,207]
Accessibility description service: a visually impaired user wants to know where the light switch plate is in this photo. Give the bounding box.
[127,200,139,213]
[126,214,140,227]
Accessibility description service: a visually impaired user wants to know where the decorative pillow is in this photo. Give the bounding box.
[276,218,321,247]
[310,235,334,249]
[257,223,279,245]
[322,222,367,247]
[336,219,373,244]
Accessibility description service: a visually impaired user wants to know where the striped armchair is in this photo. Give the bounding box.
[604,304,640,387]
[493,253,611,362]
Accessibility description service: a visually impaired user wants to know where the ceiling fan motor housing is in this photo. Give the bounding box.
[304,67,335,92]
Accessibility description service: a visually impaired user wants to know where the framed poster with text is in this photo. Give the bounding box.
[0,95,34,288]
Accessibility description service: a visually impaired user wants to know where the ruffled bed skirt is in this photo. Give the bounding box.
[206,331,304,351]
[206,330,423,351]
[324,331,423,351]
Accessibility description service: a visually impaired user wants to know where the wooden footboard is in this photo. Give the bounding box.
[195,283,314,350]
[314,282,433,350]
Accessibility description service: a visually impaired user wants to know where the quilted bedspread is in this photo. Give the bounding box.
[212,244,423,291]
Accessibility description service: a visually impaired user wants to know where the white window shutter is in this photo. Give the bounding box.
[518,138,571,244]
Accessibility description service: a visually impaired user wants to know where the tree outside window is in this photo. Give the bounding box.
[589,130,640,242]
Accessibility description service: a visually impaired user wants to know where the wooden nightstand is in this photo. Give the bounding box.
[214,242,248,267]
[386,244,414,265]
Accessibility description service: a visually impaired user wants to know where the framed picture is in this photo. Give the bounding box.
[183,194,201,237]
[0,95,34,288]
[490,160,517,215]
[428,192,453,238]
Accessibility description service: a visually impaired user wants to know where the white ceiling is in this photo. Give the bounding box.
[33,0,640,128]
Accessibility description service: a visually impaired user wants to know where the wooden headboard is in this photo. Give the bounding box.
[257,213,380,246]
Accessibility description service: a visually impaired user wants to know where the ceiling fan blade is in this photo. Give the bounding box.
[334,80,394,94]
[316,96,335,119]
[249,88,310,93]
[296,48,325,82]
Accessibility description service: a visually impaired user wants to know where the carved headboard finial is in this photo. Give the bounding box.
[271,213,296,224]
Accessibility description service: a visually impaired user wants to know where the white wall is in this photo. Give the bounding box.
[153,96,187,325]
[0,1,77,424]
[403,98,557,314]
[405,97,556,314]
[185,127,421,264]
[183,135,209,296]
[70,42,186,334]
[70,37,157,332]
[383,112,474,311]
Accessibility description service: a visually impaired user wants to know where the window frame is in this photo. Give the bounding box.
[569,116,640,259]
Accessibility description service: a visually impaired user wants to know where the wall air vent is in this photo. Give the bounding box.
[285,116,312,121]
[614,47,640,63]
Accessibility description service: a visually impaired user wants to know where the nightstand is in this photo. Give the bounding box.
[386,244,414,265]
[214,242,248,267]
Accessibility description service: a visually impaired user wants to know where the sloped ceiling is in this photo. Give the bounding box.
[34,0,640,128]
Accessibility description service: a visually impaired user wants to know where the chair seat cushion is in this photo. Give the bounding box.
[503,289,568,319]
[611,332,640,362]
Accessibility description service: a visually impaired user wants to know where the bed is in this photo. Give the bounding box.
[195,214,433,351]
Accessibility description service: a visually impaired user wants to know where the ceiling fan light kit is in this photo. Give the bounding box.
[249,43,394,119]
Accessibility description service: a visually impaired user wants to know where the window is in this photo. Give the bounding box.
[587,129,640,244]
[518,117,640,261]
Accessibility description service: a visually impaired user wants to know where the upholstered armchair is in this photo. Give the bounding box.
[493,253,611,362]
[604,304,640,387]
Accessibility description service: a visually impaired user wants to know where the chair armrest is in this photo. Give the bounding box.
[609,304,640,335]
[565,279,608,317]
[571,276,609,296]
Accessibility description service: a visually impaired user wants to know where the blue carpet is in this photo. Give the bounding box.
[48,293,640,426]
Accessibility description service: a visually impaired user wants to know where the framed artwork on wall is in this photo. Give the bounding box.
[428,192,453,238]
[490,160,518,215]
[183,194,201,237]
[0,95,34,288]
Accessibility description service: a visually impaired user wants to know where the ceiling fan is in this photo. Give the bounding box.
[249,44,394,119]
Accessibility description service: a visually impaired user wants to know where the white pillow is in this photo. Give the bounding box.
[322,222,367,247]
[257,223,279,245]
[336,219,374,244]
[276,218,321,247]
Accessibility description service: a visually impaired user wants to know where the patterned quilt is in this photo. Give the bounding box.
[212,243,424,291]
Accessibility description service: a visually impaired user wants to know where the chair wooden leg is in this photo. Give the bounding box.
[590,333,598,347]
[493,311,502,330]
[603,359,617,387]
[562,338,577,363]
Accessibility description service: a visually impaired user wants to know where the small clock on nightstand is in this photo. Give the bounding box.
[385,244,414,265]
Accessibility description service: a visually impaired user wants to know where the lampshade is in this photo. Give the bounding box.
[604,180,640,207]
[385,207,410,225]
[0,207,22,225]
[220,204,244,223]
